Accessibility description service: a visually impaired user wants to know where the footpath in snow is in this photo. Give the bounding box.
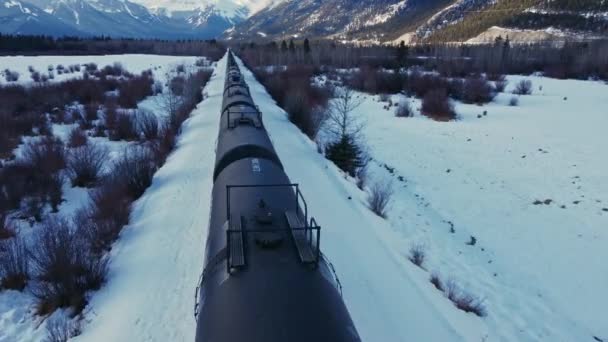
[235,57,481,341]
[73,55,226,342]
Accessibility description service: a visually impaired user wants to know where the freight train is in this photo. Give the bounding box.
[194,52,361,342]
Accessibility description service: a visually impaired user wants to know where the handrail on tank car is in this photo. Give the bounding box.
[226,183,308,227]
[226,108,262,129]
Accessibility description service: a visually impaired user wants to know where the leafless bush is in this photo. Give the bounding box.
[0,220,16,240]
[379,93,390,102]
[355,164,368,190]
[0,236,29,291]
[422,89,456,121]
[4,69,19,82]
[84,103,99,123]
[45,316,81,342]
[285,88,328,139]
[114,112,138,141]
[67,143,109,187]
[462,76,495,104]
[430,273,443,291]
[509,97,519,106]
[175,64,186,73]
[169,76,185,96]
[494,75,508,93]
[367,179,393,218]
[110,146,157,199]
[395,100,413,117]
[408,244,426,267]
[513,79,533,95]
[136,110,159,141]
[117,71,153,108]
[76,186,131,255]
[84,63,98,73]
[21,137,66,175]
[31,71,41,82]
[30,217,108,315]
[68,127,88,148]
[444,279,486,317]
[152,125,176,165]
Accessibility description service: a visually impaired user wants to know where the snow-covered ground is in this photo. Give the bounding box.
[0,54,201,86]
[4,52,606,341]
[0,54,209,342]
[72,55,224,342]
[343,77,608,341]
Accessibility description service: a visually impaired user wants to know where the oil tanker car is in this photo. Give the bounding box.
[194,52,361,342]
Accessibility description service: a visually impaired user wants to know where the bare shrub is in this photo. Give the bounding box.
[152,125,176,165]
[45,316,81,342]
[117,71,153,108]
[104,97,118,133]
[110,146,157,199]
[30,217,108,315]
[494,76,508,93]
[379,93,390,102]
[115,112,138,141]
[68,127,88,148]
[422,89,456,121]
[4,69,19,82]
[0,236,29,291]
[84,63,98,73]
[395,100,413,118]
[67,143,109,188]
[513,79,533,95]
[462,76,495,104]
[430,273,443,291]
[367,179,393,218]
[285,88,327,139]
[21,137,66,175]
[31,71,41,82]
[408,244,426,267]
[84,103,99,123]
[136,110,159,141]
[0,221,16,240]
[169,76,185,96]
[444,279,486,317]
[509,97,519,106]
[78,185,132,254]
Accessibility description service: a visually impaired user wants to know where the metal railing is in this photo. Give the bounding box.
[225,108,262,129]
[226,184,308,225]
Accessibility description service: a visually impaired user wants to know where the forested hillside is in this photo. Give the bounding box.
[426,0,608,43]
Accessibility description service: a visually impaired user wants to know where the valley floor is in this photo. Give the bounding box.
[2,52,606,341]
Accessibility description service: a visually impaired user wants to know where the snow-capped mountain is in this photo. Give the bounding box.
[0,0,84,35]
[1,0,278,38]
[225,0,608,43]
[225,0,457,41]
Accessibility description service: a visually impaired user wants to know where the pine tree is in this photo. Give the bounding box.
[325,135,366,177]
[289,40,295,53]
[281,40,288,52]
[396,40,408,67]
[303,38,311,54]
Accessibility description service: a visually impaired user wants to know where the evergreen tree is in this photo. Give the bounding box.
[396,40,409,67]
[303,38,311,54]
[289,39,295,53]
[325,135,366,177]
[281,40,288,52]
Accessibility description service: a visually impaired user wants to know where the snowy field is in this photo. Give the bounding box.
[0,54,202,86]
[71,55,224,342]
[0,54,209,342]
[346,77,608,341]
[3,52,606,341]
